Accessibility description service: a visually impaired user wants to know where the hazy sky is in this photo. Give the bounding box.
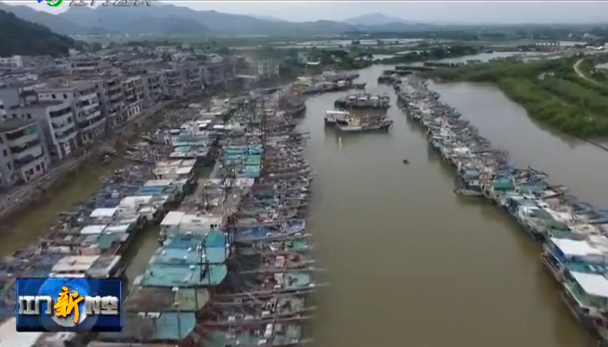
[9,0,608,24]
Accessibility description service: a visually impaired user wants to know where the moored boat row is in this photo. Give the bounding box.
[90,87,323,347]
[334,93,390,110]
[0,100,228,344]
[397,75,608,346]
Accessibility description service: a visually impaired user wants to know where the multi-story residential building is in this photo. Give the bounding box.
[0,56,24,70]
[160,67,186,98]
[122,76,145,120]
[37,81,105,145]
[204,60,237,86]
[141,73,163,108]
[92,75,125,129]
[184,65,204,93]
[10,100,77,160]
[257,59,280,78]
[70,56,111,74]
[0,119,50,188]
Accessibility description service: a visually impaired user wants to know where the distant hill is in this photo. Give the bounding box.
[0,10,76,57]
[0,2,104,35]
[344,13,408,26]
[59,6,353,35]
[0,3,454,36]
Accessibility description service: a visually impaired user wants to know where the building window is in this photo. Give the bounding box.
[63,94,68,99]
[52,94,56,99]
[6,163,11,170]
[0,137,3,144]
[35,164,40,172]
[26,113,31,119]
[2,150,6,157]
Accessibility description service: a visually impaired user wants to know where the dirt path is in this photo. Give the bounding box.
[574,59,604,87]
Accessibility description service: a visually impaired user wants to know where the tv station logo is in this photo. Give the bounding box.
[16,278,123,332]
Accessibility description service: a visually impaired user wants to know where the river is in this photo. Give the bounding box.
[304,64,601,347]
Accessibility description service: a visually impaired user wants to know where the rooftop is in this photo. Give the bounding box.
[136,263,227,287]
[125,287,209,312]
[97,312,195,343]
[0,118,36,133]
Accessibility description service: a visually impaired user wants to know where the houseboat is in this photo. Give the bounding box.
[561,270,608,327]
[324,110,349,125]
[334,94,390,110]
[542,235,608,282]
[335,117,393,133]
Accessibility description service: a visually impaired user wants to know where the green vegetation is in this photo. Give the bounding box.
[0,10,76,57]
[429,57,608,137]
[380,45,479,64]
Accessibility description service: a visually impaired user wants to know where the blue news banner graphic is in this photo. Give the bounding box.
[16,277,123,332]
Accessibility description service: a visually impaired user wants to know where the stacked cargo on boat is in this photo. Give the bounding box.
[398,75,608,346]
[326,93,393,133]
[90,88,323,347]
[0,103,215,345]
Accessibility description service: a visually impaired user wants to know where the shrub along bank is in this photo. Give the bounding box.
[428,58,608,137]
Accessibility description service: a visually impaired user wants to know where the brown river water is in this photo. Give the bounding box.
[6,63,608,347]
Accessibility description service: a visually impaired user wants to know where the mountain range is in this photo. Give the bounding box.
[0,3,444,36]
[0,10,76,57]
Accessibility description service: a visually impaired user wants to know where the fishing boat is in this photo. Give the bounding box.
[335,117,393,133]
[324,110,349,125]
[334,94,390,110]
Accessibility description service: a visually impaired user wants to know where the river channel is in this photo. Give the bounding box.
[305,64,603,347]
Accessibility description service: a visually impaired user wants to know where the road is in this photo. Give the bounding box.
[0,100,177,220]
[573,59,604,87]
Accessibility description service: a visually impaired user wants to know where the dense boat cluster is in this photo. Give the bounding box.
[0,91,321,346]
[295,72,363,95]
[397,76,608,345]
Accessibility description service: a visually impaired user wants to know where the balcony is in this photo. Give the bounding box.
[51,121,74,133]
[15,151,45,169]
[79,114,106,133]
[79,108,102,122]
[55,128,77,143]
[109,92,123,102]
[78,91,97,102]
[6,128,38,147]
[49,107,72,119]
[12,142,43,161]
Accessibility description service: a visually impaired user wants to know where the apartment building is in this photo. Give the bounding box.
[70,56,111,74]
[93,75,125,129]
[141,73,163,108]
[0,119,50,188]
[205,61,236,86]
[183,65,204,93]
[37,81,105,145]
[122,76,145,120]
[10,100,77,160]
[0,56,24,70]
[161,67,186,98]
[257,59,280,78]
